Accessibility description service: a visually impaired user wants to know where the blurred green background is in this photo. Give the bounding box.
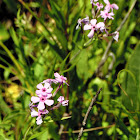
[0,0,140,139]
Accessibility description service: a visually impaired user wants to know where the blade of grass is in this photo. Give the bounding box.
[0,41,25,77]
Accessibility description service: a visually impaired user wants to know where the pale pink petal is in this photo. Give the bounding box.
[36,90,42,96]
[90,19,97,26]
[108,12,114,19]
[57,96,64,102]
[105,5,110,12]
[46,93,52,99]
[96,22,105,29]
[113,31,119,42]
[41,92,48,96]
[44,100,54,106]
[36,83,43,89]
[37,102,45,110]
[36,117,43,125]
[84,24,91,30]
[62,100,69,106]
[112,4,119,10]
[31,96,40,103]
[44,82,50,89]
[88,29,94,38]
[31,109,38,117]
[46,87,53,93]
[103,0,109,4]
[54,72,60,78]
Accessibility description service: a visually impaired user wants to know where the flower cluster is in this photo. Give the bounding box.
[29,73,69,125]
[76,0,119,41]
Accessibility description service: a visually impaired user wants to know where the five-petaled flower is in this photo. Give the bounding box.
[31,94,54,110]
[100,10,114,20]
[103,0,119,12]
[84,19,105,38]
[36,82,53,96]
[31,109,49,125]
[57,96,69,106]
[54,72,69,86]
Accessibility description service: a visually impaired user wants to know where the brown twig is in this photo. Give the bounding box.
[63,123,115,134]
[77,88,102,140]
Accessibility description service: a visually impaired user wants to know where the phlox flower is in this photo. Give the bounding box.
[95,2,103,10]
[76,16,89,30]
[31,94,54,110]
[54,72,69,86]
[31,109,49,125]
[113,31,119,42]
[84,19,105,38]
[103,0,119,12]
[36,82,53,96]
[57,96,69,106]
[100,10,114,20]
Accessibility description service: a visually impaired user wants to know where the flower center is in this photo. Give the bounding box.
[42,88,46,92]
[40,96,46,102]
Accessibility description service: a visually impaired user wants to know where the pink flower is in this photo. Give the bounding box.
[100,10,114,20]
[31,109,49,125]
[103,0,119,12]
[84,19,105,38]
[113,31,119,42]
[36,82,53,96]
[95,2,103,10]
[31,94,54,110]
[54,73,69,86]
[57,96,69,106]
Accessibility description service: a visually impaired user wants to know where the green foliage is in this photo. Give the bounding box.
[0,0,139,139]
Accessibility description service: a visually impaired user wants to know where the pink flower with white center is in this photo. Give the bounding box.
[36,82,53,96]
[31,109,49,125]
[100,10,114,20]
[31,94,54,110]
[103,0,119,12]
[95,2,103,10]
[84,19,105,38]
[54,72,69,86]
[113,31,119,42]
[57,96,69,106]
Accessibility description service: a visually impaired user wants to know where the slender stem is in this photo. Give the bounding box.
[117,0,137,32]
[63,123,115,134]
[77,88,102,140]
[52,84,61,97]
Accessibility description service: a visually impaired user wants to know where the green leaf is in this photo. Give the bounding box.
[0,24,9,41]
[116,118,130,138]
[9,27,19,46]
[121,42,140,111]
[76,49,89,79]
[28,129,48,140]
